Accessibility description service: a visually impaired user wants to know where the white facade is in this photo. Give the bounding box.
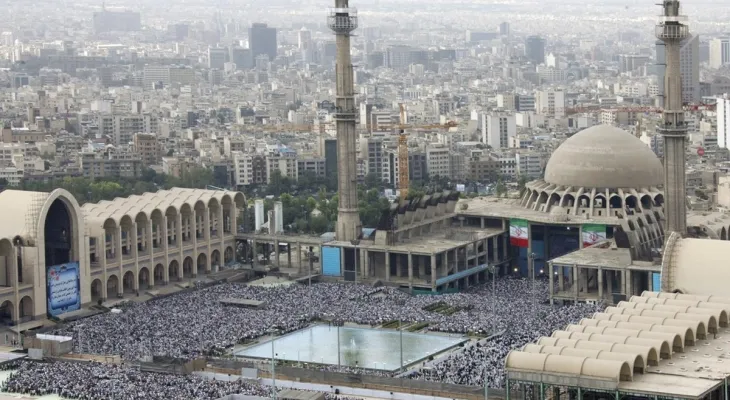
[515,152,543,179]
[710,38,730,69]
[535,90,566,119]
[718,95,730,149]
[426,145,450,178]
[232,151,254,186]
[483,114,516,149]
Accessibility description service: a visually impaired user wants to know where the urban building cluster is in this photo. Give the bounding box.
[0,0,726,198]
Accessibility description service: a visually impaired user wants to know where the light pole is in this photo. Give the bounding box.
[337,324,341,366]
[484,365,489,400]
[529,252,537,318]
[399,318,404,372]
[269,329,278,400]
[487,265,496,336]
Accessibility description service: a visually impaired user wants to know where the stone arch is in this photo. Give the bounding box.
[19,296,32,320]
[625,195,638,210]
[536,191,549,210]
[609,195,623,209]
[561,193,575,208]
[197,253,208,275]
[224,246,234,264]
[547,192,561,210]
[37,189,85,296]
[233,192,246,233]
[180,203,193,243]
[134,212,149,255]
[211,249,221,270]
[183,257,194,279]
[123,270,135,293]
[102,217,117,261]
[194,201,207,240]
[0,239,14,288]
[150,209,165,250]
[154,263,165,285]
[165,206,178,247]
[640,194,653,209]
[222,194,234,234]
[119,215,134,258]
[577,194,591,209]
[0,300,13,324]
[138,267,150,290]
[106,275,119,297]
[169,259,180,282]
[208,198,221,237]
[90,279,103,303]
[593,194,606,208]
[654,194,664,207]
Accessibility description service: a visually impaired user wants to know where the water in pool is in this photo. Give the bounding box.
[236,325,466,371]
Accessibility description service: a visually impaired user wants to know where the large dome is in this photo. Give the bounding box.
[544,124,664,189]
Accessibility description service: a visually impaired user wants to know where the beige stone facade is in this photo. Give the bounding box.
[0,187,245,325]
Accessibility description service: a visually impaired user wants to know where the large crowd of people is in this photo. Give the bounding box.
[1,360,271,399]
[36,277,600,394]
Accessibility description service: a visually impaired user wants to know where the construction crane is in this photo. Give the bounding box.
[544,103,716,116]
[235,121,458,132]
[398,104,409,201]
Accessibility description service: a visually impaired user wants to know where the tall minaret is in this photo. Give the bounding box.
[656,0,689,237]
[328,1,362,241]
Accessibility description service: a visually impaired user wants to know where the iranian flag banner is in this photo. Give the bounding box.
[509,219,529,248]
[582,224,607,248]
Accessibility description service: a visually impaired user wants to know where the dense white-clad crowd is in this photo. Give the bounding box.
[1,360,270,400]
[42,278,600,391]
[407,280,602,388]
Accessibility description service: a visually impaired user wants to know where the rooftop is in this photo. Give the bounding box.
[458,197,623,225]
[326,227,505,255]
[549,243,635,270]
[506,291,730,400]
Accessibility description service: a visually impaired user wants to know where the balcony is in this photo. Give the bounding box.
[122,247,134,261]
[105,250,118,264]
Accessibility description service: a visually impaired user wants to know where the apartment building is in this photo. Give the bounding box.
[98,114,159,146]
[483,114,517,149]
[426,144,450,178]
[297,158,326,179]
[80,149,143,179]
[535,90,566,119]
[132,133,161,166]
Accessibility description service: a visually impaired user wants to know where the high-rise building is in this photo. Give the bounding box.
[655,35,700,106]
[499,22,510,36]
[230,47,252,69]
[717,95,730,149]
[208,47,227,69]
[298,29,312,50]
[709,37,730,69]
[483,114,517,149]
[535,90,565,119]
[249,23,277,61]
[525,36,546,65]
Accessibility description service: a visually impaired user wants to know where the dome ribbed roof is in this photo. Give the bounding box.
[544,125,664,189]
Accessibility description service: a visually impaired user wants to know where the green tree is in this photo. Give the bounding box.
[363,173,383,190]
[309,215,329,234]
[517,175,529,196]
[495,179,507,198]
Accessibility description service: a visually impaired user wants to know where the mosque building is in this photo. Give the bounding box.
[0,187,245,327]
